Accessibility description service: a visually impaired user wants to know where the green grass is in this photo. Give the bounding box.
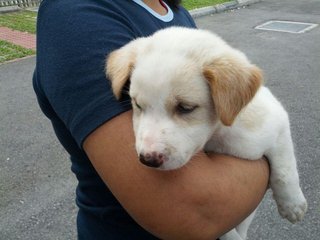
[182,0,229,10]
[0,10,36,63]
[0,10,37,34]
[0,40,35,64]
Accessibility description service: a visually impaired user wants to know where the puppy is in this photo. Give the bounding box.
[106,27,307,240]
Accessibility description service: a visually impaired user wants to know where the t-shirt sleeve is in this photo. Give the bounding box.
[36,1,135,148]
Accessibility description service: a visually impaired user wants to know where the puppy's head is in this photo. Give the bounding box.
[106,27,262,170]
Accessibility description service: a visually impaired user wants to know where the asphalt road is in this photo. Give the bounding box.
[0,0,319,239]
[0,57,77,239]
[195,0,320,239]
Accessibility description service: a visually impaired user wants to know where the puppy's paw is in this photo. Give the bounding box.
[275,191,307,223]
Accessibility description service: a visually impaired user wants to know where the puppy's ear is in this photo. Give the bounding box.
[203,56,263,126]
[106,39,142,99]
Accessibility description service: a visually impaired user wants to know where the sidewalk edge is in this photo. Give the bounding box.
[0,6,21,14]
[189,0,261,18]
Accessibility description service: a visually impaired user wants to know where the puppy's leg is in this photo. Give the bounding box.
[220,210,256,240]
[220,229,243,240]
[266,122,307,223]
[235,209,257,240]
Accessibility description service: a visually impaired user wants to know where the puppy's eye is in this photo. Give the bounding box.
[176,103,197,114]
[133,99,142,110]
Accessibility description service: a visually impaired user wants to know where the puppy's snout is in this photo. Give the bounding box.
[139,152,165,168]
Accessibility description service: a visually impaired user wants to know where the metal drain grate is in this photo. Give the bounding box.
[255,20,318,33]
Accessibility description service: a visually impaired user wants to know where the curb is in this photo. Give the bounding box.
[189,0,261,18]
[0,6,21,14]
[0,6,38,14]
[0,54,35,66]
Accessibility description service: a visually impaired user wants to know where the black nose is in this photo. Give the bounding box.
[139,152,164,168]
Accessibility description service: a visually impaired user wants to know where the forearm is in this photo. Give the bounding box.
[132,154,269,240]
[133,153,269,239]
[84,111,269,239]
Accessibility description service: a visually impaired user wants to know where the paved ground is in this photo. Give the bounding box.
[0,0,319,239]
[196,1,319,239]
[0,26,36,50]
[0,6,37,50]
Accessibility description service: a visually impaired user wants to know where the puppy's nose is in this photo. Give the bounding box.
[139,152,164,168]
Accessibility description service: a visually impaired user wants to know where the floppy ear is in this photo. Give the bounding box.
[106,40,139,100]
[203,56,263,126]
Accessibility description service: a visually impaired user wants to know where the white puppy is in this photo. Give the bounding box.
[106,27,307,240]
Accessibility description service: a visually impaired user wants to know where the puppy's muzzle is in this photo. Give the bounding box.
[139,152,165,168]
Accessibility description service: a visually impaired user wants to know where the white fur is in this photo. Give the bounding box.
[106,27,307,239]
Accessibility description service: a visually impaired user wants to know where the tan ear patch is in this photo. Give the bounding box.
[106,48,136,100]
[203,57,263,126]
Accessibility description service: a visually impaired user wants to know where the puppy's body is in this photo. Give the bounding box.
[106,27,307,240]
[206,86,285,160]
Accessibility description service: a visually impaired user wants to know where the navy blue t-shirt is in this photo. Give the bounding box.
[33,0,196,239]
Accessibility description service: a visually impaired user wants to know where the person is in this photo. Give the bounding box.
[33,0,270,239]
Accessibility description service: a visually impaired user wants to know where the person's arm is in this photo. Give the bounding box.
[83,110,269,240]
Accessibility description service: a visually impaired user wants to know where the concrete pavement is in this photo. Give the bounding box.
[196,0,320,239]
[0,57,77,239]
[0,0,319,239]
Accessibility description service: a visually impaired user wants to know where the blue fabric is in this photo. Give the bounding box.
[33,0,196,239]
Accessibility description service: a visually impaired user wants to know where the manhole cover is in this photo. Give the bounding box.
[255,20,318,33]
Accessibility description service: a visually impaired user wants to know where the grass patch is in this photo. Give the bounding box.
[0,10,37,34]
[182,0,229,10]
[0,40,35,64]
